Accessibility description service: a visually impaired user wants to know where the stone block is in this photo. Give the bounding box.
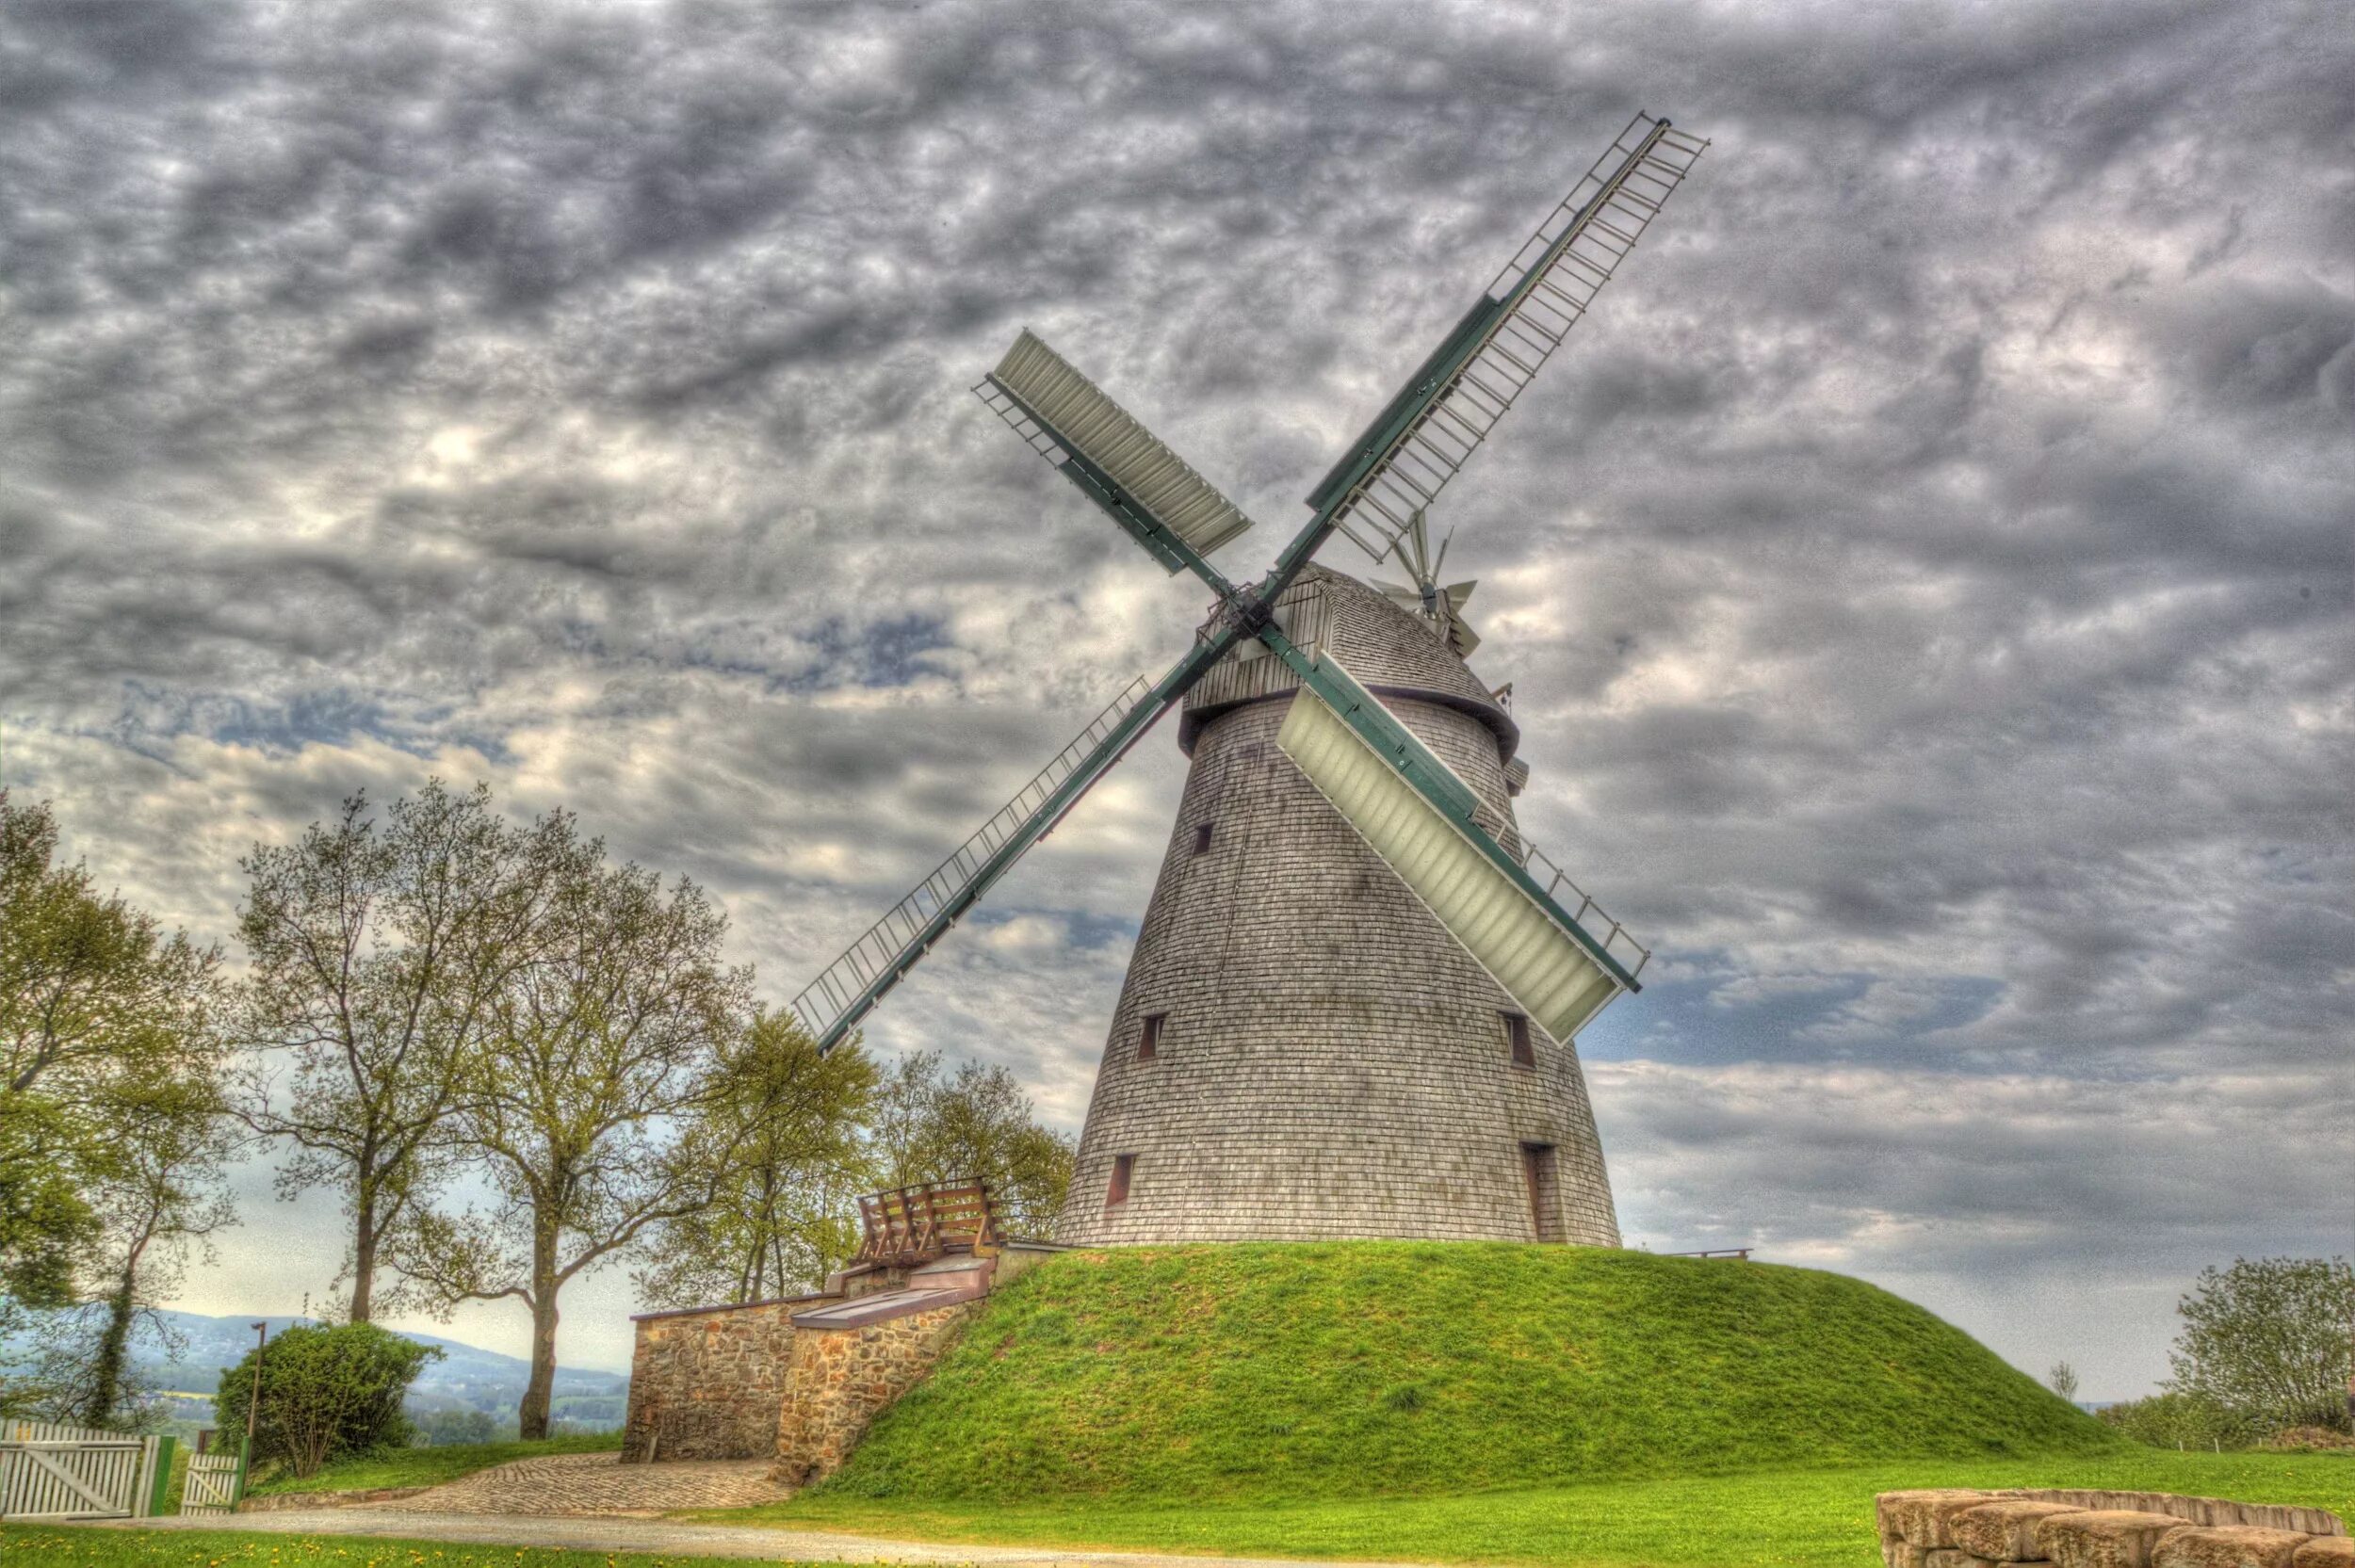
[1957,1499,2089,1561]
[1926,1550,1998,1568]
[2151,1528,2312,1568]
[2293,1541,2355,1567]
[2038,1511,2195,1568]
[1890,1491,2015,1548]
[1886,1542,1932,1568]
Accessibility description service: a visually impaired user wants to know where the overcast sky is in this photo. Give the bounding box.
[4,0,2348,1395]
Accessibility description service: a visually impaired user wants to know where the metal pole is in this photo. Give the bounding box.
[242,1322,268,1453]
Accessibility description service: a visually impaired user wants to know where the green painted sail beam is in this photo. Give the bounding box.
[1274,115,1678,590]
[983,372,1242,602]
[804,614,1259,1053]
[1257,626,1642,997]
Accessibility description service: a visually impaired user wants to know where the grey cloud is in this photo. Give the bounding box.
[3,0,2347,1389]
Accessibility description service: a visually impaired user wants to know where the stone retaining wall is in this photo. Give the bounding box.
[621,1295,814,1462]
[1878,1488,2350,1568]
[770,1300,979,1486]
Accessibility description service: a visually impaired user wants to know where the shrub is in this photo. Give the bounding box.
[2096,1390,2260,1451]
[414,1407,496,1447]
[214,1323,441,1477]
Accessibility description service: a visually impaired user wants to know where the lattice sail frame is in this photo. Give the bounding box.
[1306,113,1709,563]
[788,674,1158,1046]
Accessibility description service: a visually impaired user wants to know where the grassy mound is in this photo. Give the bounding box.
[825,1242,2117,1503]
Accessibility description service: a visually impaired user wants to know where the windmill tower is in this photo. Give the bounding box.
[789,114,1709,1246]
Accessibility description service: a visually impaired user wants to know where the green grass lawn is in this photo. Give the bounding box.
[0,1528,839,1568]
[707,1450,2355,1567]
[244,1431,622,1496]
[824,1242,2116,1504]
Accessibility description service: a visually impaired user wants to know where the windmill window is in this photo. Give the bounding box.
[1106,1153,1136,1207]
[1139,1012,1166,1060]
[1194,821,1214,856]
[1502,1010,1535,1068]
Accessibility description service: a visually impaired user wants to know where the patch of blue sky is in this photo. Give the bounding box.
[1574,956,2004,1070]
[968,904,1139,951]
[112,681,458,762]
[776,613,953,693]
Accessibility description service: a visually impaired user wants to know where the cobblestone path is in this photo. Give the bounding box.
[357,1451,792,1515]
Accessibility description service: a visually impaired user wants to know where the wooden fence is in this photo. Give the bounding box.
[0,1419,171,1521]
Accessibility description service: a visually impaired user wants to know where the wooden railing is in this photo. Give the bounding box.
[853,1179,1002,1268]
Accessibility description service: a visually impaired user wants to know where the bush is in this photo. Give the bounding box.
[214,1323,441,1478]
[414,1407,496,1447]
[2097,1390,2260,1451]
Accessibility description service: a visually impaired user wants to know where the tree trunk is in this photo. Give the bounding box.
[516,1222,560,1440]
[82,1272,138,1429]
[349,1188,377,1323]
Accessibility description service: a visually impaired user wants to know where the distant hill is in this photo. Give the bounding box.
[6,1308,627,1426]
[822,1242,2120,1503]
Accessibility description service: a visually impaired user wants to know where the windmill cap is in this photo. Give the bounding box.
[1179,564,1519,760]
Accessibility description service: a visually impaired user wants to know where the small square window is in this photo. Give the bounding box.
[1106,1153,1136,1207]
[1139,1012,1166,1060]
[1193,821,1214,856]
[1502,1011,1534,1068]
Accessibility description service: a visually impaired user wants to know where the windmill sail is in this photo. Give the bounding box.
[1274,651,1647,1042]
[983,331,1255,578]
[790,672,1167,1051]
[1306,113,1709,562]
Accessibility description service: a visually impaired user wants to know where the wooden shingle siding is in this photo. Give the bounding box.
[1059,568,1618,1248]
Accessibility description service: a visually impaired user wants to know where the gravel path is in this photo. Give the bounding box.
[346,1450,795,1515]
[121,1502,1438,1566]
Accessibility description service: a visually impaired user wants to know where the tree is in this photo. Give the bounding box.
[60,1061,240,1428]
[2047,1361,2080,1403]
[635,1012,878,1310]
[391,821,750,1438]
[871,1050,1074,1236]
[214,1322,439,1477]
[2169,1257,2355,1434]
[1,792,219,1102]
[0,792,229,1420]
[235,782,576,1322]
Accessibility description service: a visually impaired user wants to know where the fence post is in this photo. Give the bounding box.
[230,1435,251,1508]
[142,1436,177,1517]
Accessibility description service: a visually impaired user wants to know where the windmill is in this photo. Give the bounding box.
[790,113,1709,1245]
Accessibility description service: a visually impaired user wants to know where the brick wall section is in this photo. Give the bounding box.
[1876,1487,2348,1568]
[770,1301,979,1486]
[621,1298,807,1462]
[1058,565,1619,1247]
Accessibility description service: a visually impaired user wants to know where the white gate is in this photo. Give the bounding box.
[0,1420,166,1521]
[180,1448,243,1515]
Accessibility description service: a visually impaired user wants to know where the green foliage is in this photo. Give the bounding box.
[819,1242,2116,1505]
[0,1090,99,1317]
[214,1322,442,1479]
[871,1049,1073,1237]
[414,1406,497,1446]
[2098,1389,2262,1450]
[725,1451,2355,1567]
[0,792,233,1427]
[2170,1257,2355,1435]
[636,1010,878,1308]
